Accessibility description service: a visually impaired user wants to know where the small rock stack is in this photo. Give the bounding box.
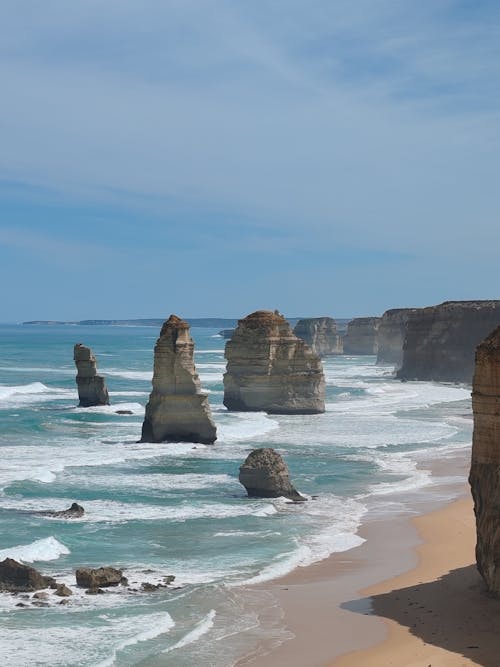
[74,343,109,407]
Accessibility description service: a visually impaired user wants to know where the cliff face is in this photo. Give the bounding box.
[140,315,217,444]
[293,317,343,357]
[224,310,325,414]
[73,344,110,407]
[398,301,500,383]
[376,309,418,368]
[469,325,500,594]
[343,317,381,355]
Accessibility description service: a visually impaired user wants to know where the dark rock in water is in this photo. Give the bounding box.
[54,583,73,597]
[218,329,235,339]
[74,343,110,407]
[140,315,217,444]
[293,317,343,357]
[343,317,381,355]
[163,575,175,585]
[15,602,28,608]
[59,598,70,605]
[75,567,124,588]
[85,587,105,595]
[115,410,133,415]
[36,502,84,519]
[239,448,305,501]
[31,600,50,607]
[32,591,49,600]
[0,558,56,592]
[141,582,160,592]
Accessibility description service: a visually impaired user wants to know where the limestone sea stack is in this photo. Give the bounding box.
[469,325,500,594]
[343,317,381,355]
[376,308,419,369]
[140,315,217,444]
[293,317,343,357]
[73,343,110,407]
[398,301,500,383]
[239,448,305,501]
[223,310,325,414]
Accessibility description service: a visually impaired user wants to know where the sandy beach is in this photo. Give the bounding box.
[236,456,500,667]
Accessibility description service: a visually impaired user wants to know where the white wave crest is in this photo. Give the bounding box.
[0,536,70,563]
[162,610,216,654]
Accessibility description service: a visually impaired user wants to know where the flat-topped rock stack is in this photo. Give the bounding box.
[343,317,381,355]
[140,315,217,444]
[470,325,500,594]
[376,308,419,369]
[224,310,325,414]
[73,343,110,407]
[398,301,500,383]
[293,317,343,357]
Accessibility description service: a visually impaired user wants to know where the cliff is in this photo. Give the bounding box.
[140,315,217,444]
[293,317,343,357]
[376,308,419,368]
[398,301,500,383]
[469,325,500,594]
[343,317,381,355]
[73,344,110,407]
[223,310,325,414]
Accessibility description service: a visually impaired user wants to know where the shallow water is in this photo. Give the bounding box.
[0,324,472,666]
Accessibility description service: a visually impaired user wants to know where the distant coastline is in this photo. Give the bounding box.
[22,317,353,329]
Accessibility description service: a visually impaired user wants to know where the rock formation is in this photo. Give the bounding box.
[218,328,235,339]
[73,343,110,407]
[0,558,56,592]
[140,315,217,444]
[239,448,305,501]
[469,325,500,594]
[398,301,500,383]
[35,502,84,519]
[75,566,126,588]
[223,310,325,414]
[343,317,381,355]
[293,317,343,357]
[376,308,419,369]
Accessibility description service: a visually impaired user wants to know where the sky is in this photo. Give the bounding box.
[1,0,499,321]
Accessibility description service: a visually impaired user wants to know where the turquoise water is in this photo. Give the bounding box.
[0,324,472,666]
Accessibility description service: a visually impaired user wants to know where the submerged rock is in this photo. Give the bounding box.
[140,315,217,444]
[293,317,343,357]
[343,317,381,355]
[224,310,325,414]
[398,301,500,383]
[470,325,500,594]
[74,343,110,407]
[239,448,305,501]
[35,502,84,519]
[75,567,125,589]
[0,558,55,592]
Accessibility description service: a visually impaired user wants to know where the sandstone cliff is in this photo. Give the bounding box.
[140,315,217,444]
[398,301,500,383]
[376,309,419,368]
[73,343,110,407]
[239,448,305,501]
[469,325,500,594]
[293,317,343,357]
[343,317,381,355]
[224,310,325,414]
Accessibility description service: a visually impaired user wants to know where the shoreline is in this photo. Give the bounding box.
[234,449,486,667]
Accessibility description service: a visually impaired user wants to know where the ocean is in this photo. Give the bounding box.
[0,323,472,666]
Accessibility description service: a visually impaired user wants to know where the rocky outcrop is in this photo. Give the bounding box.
[75,567,126,588]
[239,448,305,500]
[35,502,84,519]
[0,558,56,592]
[469,326,500,594]
[73,343,110,407]
[376,308,419,368]
[343,317,381,355]
[293,317,343,357]
[218,329,235,339]
[140,315,217,444]
[223,310,325,414]
[398,301,500,383]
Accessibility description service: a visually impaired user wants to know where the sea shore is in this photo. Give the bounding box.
[235,449,500,667]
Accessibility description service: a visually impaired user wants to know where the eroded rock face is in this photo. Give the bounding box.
[239,448,305,501]
[74,343,110,407]
[0,558,56,592]
[376,308,419,369]
[469,326,500,594]
[293,317,343,357]
[140,315,217,444]
[224,310,325,414]
[75,567,125,588]
[343,317,381,355]
[398,301,500,383]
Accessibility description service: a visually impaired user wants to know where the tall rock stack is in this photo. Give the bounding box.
[376,308,418,369]
[223,310,325,414]
[343,317,381,355]
[74,343,110,407]
[469,325,500,594]
[293,317,343,357]
[398,301,500,383]
[140,315,217,444]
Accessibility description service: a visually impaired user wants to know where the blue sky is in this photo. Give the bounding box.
[1,0,499,321]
